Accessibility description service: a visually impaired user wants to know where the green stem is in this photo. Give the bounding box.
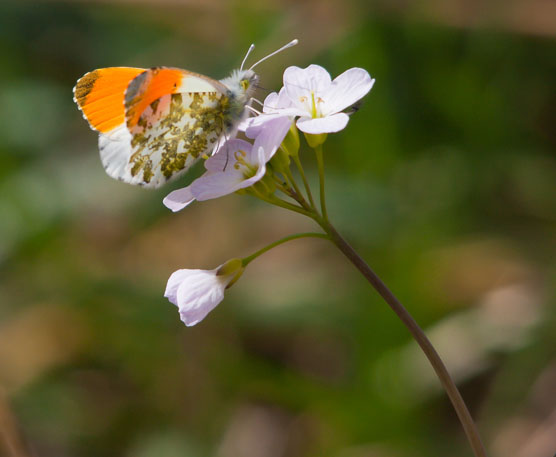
[242,232,329,266]
[292,155,316,210]
[314,144,328,222]
[252,190,313,218]
[318,219,489,457]
[283,168,312,211]
[272,174,296,198]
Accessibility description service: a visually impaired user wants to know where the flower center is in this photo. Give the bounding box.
[298,92,325,118]
[233,149,257,178]
[311,91,318,118]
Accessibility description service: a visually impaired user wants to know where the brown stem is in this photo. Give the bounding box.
[321,221,488,457]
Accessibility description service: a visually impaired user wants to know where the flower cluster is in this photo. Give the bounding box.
[164,64,374,326]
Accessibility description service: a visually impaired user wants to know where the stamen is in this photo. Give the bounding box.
[234,150,245,163]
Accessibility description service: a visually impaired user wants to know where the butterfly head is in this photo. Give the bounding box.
[238,69,259,94]
[220,40,298,122]
[221,69,259,103]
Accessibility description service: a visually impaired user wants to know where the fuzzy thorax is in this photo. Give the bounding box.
[220,69,259,125]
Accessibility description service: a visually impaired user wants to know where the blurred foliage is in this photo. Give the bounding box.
[0,1,555,457]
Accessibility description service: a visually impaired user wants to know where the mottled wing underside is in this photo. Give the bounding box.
[125,91,229,186]
[94,67,230,188]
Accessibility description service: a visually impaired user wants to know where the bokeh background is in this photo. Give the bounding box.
[1,1,555,456]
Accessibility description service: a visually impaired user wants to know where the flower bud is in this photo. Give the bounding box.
[282,124,300,157]
[251,176,275,198]
[269,145,291,173]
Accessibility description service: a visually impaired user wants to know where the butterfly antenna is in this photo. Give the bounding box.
[249,39,298,71]
[240,44,255,71]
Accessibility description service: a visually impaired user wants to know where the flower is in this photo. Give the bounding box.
[164,115,291,212]
[164,259,244,326]
[262,64,374,134]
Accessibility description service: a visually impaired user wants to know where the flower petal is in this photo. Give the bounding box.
[284,65,332,96]
[165,269,194,306]
[262,91,280,112]
[236,147,268,190]
[173,269,226,326]
[191,170,244,201]
[322,68,375,115]
[283,65,332,112]
[296,113,349,134]
[205,139,251,172]
[163,186,196,212]
[263,88,297,113]
[250,115,292,162]
[244,113,293,139]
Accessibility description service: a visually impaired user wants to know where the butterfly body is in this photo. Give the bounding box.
[74,66,258,188]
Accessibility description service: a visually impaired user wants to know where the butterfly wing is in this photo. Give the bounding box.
[74,66,231,188]
[73,67,145,139]
[119,68,230,187]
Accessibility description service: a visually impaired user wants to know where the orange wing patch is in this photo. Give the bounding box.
[124,67,183,129]
[73,67,145,134]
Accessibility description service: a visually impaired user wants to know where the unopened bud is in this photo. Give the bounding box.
[269,145,290,172]
[282,124,300,157]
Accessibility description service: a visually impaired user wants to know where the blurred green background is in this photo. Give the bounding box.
[1,1,555,456]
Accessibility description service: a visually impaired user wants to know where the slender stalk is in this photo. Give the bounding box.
[250,189,313,217]
[283,164,303,203]
[242,232,329,266]
[283,168,313,212]
[314,144,328,222]
[272,173,312,213]
[318,220,488,457]
[292,155,316,209]
[272,174,298,200]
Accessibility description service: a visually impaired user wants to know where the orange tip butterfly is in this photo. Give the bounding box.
[73,39,298,188]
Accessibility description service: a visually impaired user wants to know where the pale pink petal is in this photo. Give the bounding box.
[244,113,288,139]
[296,113,349,134]
[262,91,280,112]
[163,186,196,212]
[169,269,227,326]
[263,88,296,113]
[165,261,243,326]
[283,65,332,112]
[205,139,251,172]
[322,68,375,115]
[237,116,252,132]
[191,171,244,201]
[236,146,268,190]
[284,65,332,96]
[165,269,194,306]
[251,115,292,162]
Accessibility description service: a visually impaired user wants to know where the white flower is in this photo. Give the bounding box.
[164,259,244,326]
[164,115,291,212]
[262,64,375,134]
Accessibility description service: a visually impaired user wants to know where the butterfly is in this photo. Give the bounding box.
[73,40,297,188]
